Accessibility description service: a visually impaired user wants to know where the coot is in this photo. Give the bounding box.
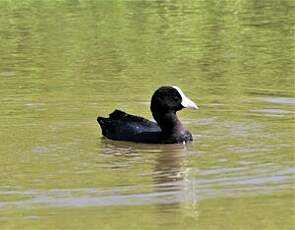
[97,86,198,144]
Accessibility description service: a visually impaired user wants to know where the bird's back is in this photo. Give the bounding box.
[97,110,162,143]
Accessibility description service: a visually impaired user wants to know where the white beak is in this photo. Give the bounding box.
[172,86,199,109]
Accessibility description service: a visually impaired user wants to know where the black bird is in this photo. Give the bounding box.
[97,86,198,144]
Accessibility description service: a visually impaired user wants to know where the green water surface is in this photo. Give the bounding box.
[0,0,294,229]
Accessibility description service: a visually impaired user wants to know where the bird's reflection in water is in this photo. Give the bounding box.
[99,138,189,182]
[151,144,195,217]
[99,138,198,217]
[99,138,147,170]
[153,144,189,190]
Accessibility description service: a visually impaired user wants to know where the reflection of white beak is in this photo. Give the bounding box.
[173,86,199,109]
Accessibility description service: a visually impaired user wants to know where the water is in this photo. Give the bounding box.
[0,0,294,229]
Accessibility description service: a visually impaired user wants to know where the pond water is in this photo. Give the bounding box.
[0,1,294,229]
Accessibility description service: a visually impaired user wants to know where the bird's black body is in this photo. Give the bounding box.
[97,110,162,143]
[97,86,198,144]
